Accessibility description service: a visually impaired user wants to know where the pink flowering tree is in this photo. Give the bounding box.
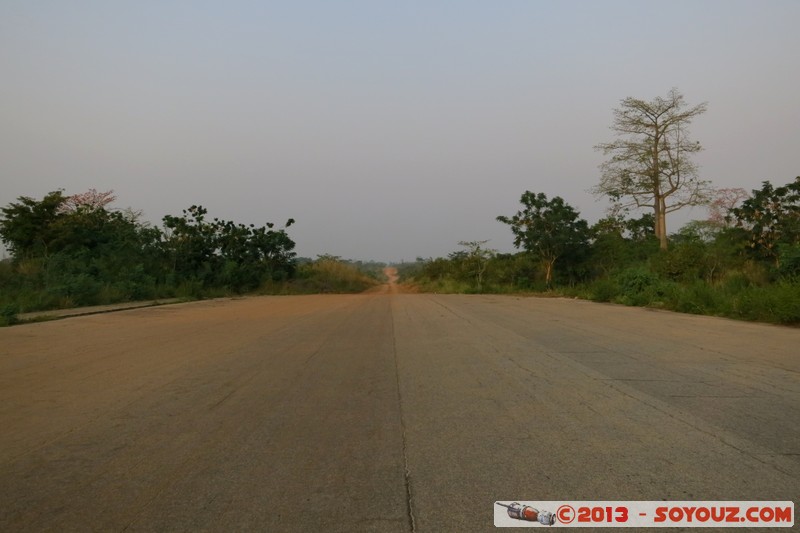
[707,187,749,228]
[56,189,116,214]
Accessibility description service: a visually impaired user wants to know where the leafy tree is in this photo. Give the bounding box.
[161,206,296,291]
[0,191,66,259]
[624,213,656,242]
[162,205,219,283]
[497,191,589,287]
[455,240,496,291]
[594,88,710,250]
[0,190,302,311]
[0,190,166,304]
[729,177,800,268]
[485,252,538,289]
[588,216,628,276]
[588,213,658,277]
[418,257,454,284]
[652,227,711,282]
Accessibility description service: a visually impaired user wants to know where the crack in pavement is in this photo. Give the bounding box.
[390,297,416,533]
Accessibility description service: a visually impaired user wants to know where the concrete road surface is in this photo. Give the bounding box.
[1,291,798,531]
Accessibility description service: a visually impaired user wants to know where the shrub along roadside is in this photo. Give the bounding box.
[558,272,800,325]
[0,256,381,326]
[0,304,20,326]
[398,256,800,326]
[259,258,379,295]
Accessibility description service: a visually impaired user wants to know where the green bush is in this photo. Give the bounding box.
[722,271,752,292]
[616,267,659,294]
[778,244,800,279]
[672,281,719,315]
[588,278,620,302]
[417,278,472,294]
[0,304,20,326]
[731,283,800,324]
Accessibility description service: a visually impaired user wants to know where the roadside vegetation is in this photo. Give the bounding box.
[259,255,381,295]
[0,190,382,325]
[399,89,800,325]
[3,88,797,326]
[399,176,800,325]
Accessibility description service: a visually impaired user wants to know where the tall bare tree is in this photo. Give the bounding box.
[594,88,710,250]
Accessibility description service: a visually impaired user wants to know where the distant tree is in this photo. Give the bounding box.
[0,190,167,303]
[56,189,116,214]
[707,187,749,228]
[674,220,719,243]
[0,191,299,308]
[316,254,343,262]
[588,216,628,276]
[162,206,296,290]
[589,213,658,276]
[497,191,590,287]
[162,205,219,281]
[456,240,496,291]
[623,212,656,241]
[729,177,800,267]
[0,191,66,260]
[594,88,711,250]
[667,220,747,282]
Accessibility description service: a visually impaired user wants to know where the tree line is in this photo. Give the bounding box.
[3,88,797,324]
[401,89,800,324]
[0,189,386,323]
[402,175,800,324]
[0,189,299,321]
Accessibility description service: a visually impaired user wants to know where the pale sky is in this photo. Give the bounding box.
[2,1,798,261]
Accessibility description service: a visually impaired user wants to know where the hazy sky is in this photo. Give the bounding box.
[2,1,798,261]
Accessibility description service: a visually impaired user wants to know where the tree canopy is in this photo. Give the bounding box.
[0,191,67,259]
[594,88,710,250]
[729,177,800,267]
[0,191,297,306]
[497,191,589,287]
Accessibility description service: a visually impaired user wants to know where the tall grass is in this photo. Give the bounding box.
[566,268,800,324]
[406,256,800,325]
[260,258,379,295]
[0,256,380,326]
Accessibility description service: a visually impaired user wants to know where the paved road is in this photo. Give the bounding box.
[1,291,797,531]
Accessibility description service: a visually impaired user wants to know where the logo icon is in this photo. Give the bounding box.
[496,502,556,525]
